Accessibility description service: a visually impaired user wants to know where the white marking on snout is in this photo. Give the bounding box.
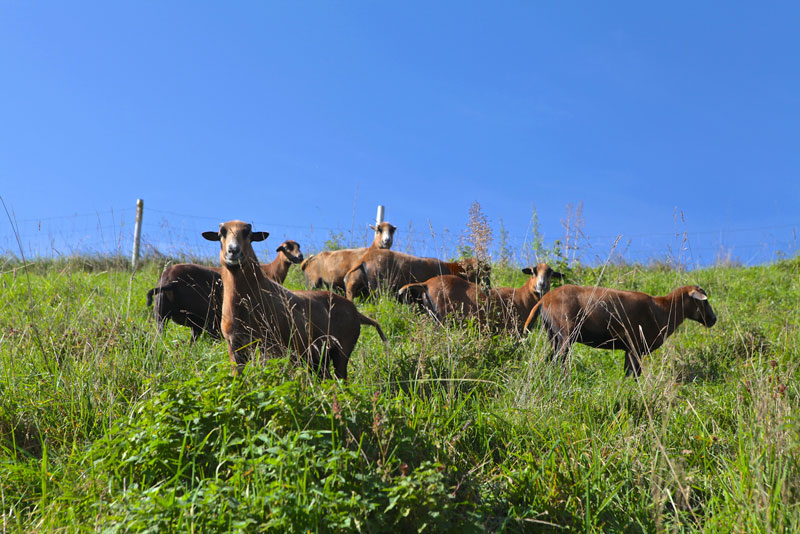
[224,236,244,265]
[380,229,394,248]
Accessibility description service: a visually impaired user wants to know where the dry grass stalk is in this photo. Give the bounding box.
[466,201,493,261]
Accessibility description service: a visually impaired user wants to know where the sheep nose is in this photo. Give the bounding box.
[227,243,241,255]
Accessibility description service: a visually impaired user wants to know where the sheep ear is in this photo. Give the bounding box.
[202,231,220,242]
[689,289,708,301]
[369,224,377,231]
[390,225,398,232]
[275,244,285,253]
[251,231,269,242]
[521,267,533,275]
[552,271,565,279]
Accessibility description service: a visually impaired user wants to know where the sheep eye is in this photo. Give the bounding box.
[219,228,227,237]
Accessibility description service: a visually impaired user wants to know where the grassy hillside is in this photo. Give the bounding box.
[1,255,799,532]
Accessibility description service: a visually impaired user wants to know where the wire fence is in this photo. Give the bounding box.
[1,204,798,269]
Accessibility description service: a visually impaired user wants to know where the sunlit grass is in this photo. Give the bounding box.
[1,255,799,532]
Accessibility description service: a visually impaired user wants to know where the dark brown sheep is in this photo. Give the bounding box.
[202,221,387,378]
[343,248,456,301]
[398,263,562,333]
[523,284,717,376]
[146,240,304,341]
[146,263,224,341]
[301,222,397,291]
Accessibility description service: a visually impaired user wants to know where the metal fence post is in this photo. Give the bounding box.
[376,205,384,225]
[132,198,143,270]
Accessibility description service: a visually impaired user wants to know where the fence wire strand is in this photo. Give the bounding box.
[1,205,797,267]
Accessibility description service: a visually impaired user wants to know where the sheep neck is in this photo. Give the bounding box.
[513,279,539,310]
[653,288,690,338]
[220,257,268,335]
[267,253,291,282]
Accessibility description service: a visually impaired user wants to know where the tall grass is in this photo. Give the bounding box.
[1,255,799,532]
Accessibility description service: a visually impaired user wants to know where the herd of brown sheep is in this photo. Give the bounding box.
[146,220,717,379]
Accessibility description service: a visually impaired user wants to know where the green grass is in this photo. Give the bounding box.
[1,255,799,532]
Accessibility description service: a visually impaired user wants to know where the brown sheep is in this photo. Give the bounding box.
[301,222,397,291]
[262,240,304,284]
[398,263,562,333]
[343,248,457,301]
[202,221,387,378]
[523,284,717,377]
[146,240,304,341]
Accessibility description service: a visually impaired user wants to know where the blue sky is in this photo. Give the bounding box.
[1,2,798,265]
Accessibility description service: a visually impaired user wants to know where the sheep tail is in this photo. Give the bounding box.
[523,299,544,332]
[397,283,426,305]
[145,280,180,307]
[358,313,388,343]
[300,255,315,272]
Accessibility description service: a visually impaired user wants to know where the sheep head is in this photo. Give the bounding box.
[685,286,717,327]
[202,220,268,268]
[276,240,304,264]
[369,222,397,249]
[521,263,564,297]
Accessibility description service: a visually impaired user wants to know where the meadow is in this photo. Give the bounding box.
[1,252,798,532]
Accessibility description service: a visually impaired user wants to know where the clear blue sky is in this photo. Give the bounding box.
[1,2,798,265]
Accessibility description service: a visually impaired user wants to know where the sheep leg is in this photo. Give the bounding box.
[624,351,642,377]
[554,340,570,365]
[226,339,248,374]
[190,325,203,344]
[316,348,333,379]
[331,348,349,380]
[547,328,570,365]
[423,293,443,324]
[152,300,168,335]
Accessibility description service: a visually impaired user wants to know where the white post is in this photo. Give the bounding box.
[132,198,143,270]
[376,205,385,225]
